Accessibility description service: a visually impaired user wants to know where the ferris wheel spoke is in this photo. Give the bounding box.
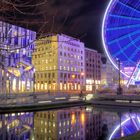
[109,14,140,21]
[107,24,140,31]
[118,1,140,14]
[112,36,140,57]
[108,30,140,45]
[113,52,134,64]
[129,49,140,60]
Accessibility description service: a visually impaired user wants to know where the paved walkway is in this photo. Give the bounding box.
[0,100,89,113]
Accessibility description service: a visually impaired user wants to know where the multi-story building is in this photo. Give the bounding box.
[85,48,101,93]
[0,21,36,94]
[32,34,85,93]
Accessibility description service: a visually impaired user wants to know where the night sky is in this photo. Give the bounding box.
[37,0,109,53]
[1,0,109,53]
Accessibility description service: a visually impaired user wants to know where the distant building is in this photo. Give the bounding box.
[101,56,125,88]
[32,34,85,93]
[0,21,36,94]
[101,57,118,88]
[85,48,101,93]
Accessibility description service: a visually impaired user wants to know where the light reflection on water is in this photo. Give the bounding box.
[0,107,140,140]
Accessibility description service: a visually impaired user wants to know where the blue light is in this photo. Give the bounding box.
[102,0,140,78]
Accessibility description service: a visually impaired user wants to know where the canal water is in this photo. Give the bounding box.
[0,106,140,140]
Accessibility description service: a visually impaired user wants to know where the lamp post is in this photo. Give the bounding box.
[117,59,122,95]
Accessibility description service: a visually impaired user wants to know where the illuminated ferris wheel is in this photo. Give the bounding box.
[102,0,140,86]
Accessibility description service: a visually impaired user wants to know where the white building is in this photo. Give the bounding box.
[33,34,85,93]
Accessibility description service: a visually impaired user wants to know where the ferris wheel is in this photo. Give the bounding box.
[102,0,140,86]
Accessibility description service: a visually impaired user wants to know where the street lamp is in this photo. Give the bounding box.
[117,59,122,95]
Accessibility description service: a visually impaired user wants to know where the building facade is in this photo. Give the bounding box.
[101,57,118,87]
[85,48,101,93]
[0,21,36,94]
[32,34,85,93]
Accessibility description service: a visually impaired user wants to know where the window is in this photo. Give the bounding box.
[48,73,51,78]
[52,73,55,78]
[61,73,63,78]
[60,58,62,62]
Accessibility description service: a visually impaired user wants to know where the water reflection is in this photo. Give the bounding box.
[0,107,140,140]
[34,107,102,140]
[108,112,140,140]
[0,112,33,140]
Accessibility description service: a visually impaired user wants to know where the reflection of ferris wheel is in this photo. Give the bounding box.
[102,0,140,86]
[109,114,140,140]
